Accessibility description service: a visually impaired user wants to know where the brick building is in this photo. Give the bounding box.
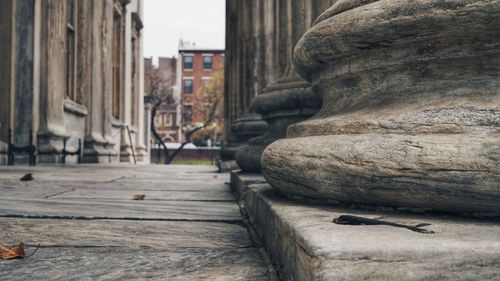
[150,57,181,143]
[176,40,224,142]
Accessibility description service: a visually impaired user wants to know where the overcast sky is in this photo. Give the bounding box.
[143,0,226,63]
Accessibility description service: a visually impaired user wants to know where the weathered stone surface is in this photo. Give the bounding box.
[0,218,253,249]
[0,165,272,280]
[262,0,500,214]
[241,181,500,281]
[0,247,269,281]
[0,197,241,221]
[230,171,267,199]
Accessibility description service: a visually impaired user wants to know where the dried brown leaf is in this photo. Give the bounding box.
[132,194,145,200]
[0,242,25,260]
[20,174,33,181]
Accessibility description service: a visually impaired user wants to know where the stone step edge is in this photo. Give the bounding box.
[230,171,500,281]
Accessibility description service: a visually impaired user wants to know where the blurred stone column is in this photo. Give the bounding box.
[134,1,148,163]
[221,0,267,161]
[83,0,108,162]
[37,0,68,162]
[0,0,13,163]
[262,0,500,214]
[235,0,336,172]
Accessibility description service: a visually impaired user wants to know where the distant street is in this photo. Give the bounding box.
[0,165,271,280]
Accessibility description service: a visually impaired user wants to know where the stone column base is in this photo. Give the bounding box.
[235,86,320,173]
[0,141,7,165]
[262,0,500,215]
[84,137,117,164]
[37,131,66,164]
[135,144,149,163]
[221,112,268,162]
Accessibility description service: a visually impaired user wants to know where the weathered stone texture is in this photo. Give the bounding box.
[262,0,500,214]
[241,182,500,281]
[0,165,272,280]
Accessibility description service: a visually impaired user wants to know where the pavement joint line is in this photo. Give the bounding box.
[0,214,244,225]
[44,188,76,199]
[231,188,280,280]
[44,198,237,202]
[17,245,259,250]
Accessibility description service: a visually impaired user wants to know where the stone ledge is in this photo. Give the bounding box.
[232,173,500,281]
[63,99,88,117]
[230,171,267,200]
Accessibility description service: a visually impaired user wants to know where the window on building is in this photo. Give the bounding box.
[202,78,211,97]
[184,56,193,70]
[66,0,77,102]
[203,56,213,70]
[163,113,173,126]
[112,5,123,119]
[183,79,193,94]
[202,78,211,88]
[154,115,161,127]
[183,105,193,122]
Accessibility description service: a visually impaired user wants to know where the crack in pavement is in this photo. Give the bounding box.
[107,176,127,182]
[45,198,237,202]
[44,188,76,199]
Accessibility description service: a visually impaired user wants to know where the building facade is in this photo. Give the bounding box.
[147,56,181,143]
[176,40,224,142]
[0,0,147,164]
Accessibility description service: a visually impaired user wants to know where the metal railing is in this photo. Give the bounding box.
[151,146,220,166]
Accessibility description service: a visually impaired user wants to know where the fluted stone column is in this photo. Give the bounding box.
[221,0,268,161]
[83,1,111,163]
[262,0,500,215]
[235,0,336,172]
[37,0,68,162]
[134,2,148,163]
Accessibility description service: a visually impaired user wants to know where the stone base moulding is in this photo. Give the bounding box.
[236,85,321,173]
[83,137,119,164]
[261,0,500,215]
[221,112,268,162]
